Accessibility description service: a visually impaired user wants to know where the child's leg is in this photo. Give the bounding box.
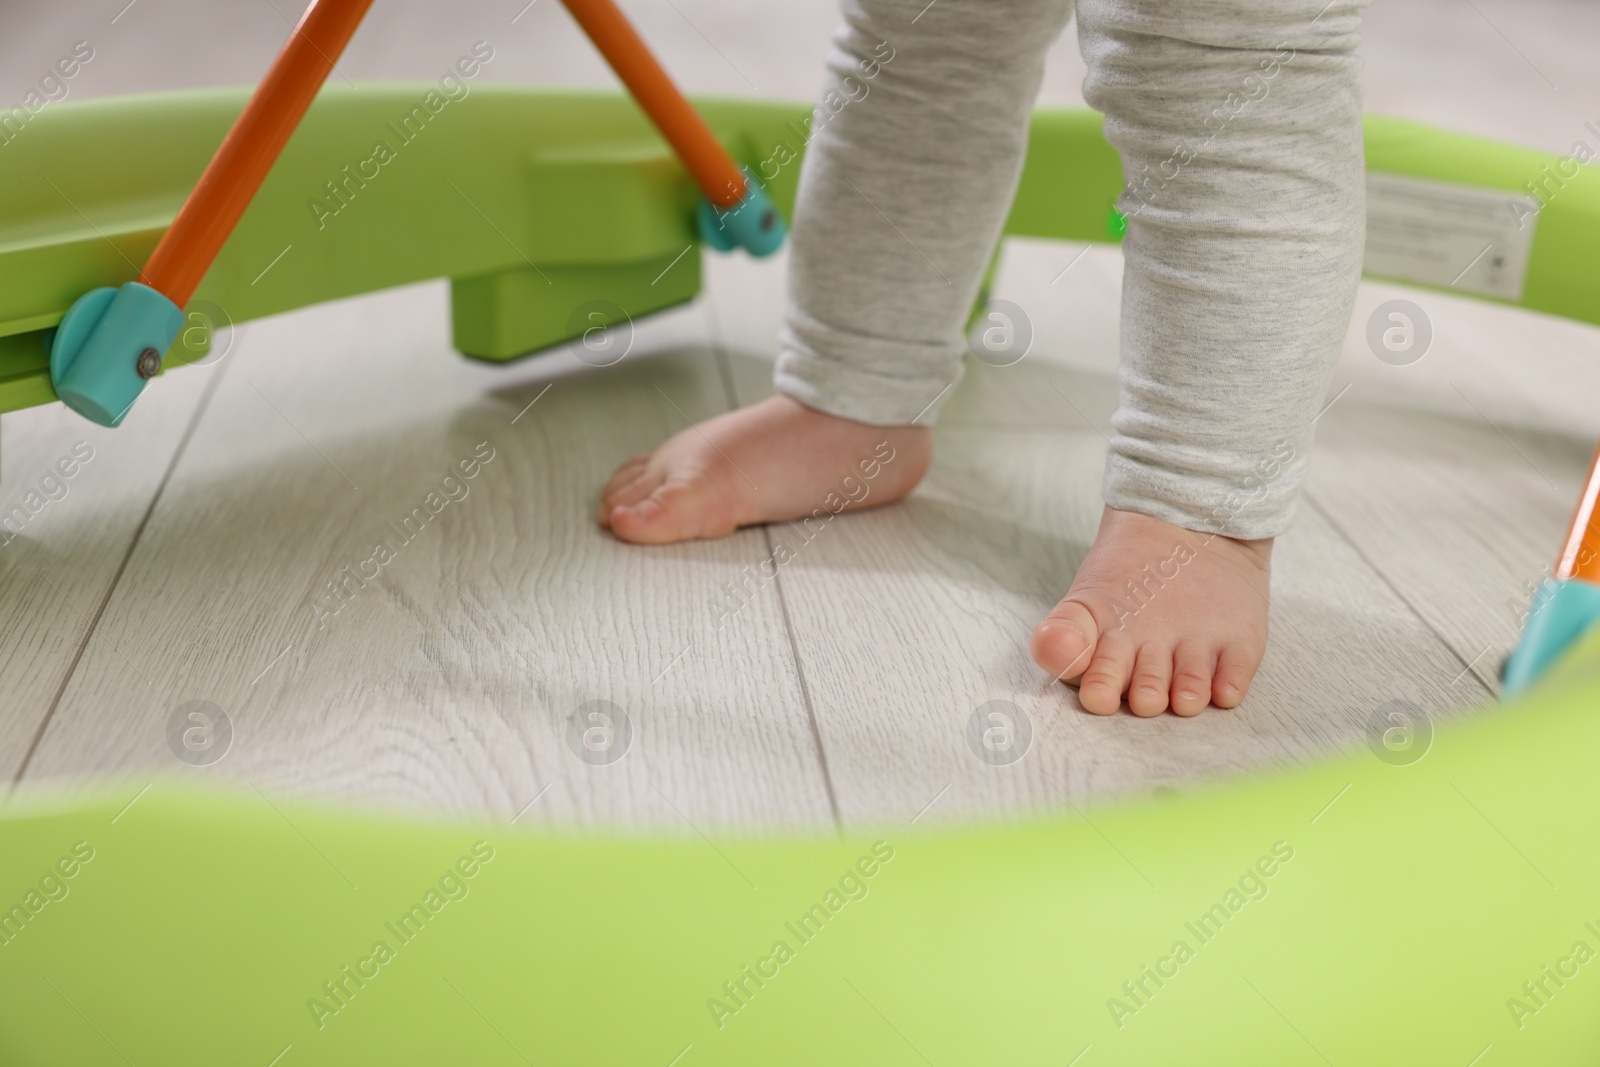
[773,0,1075,424]
[598,0,1073,543]
[1031,0,1367,713]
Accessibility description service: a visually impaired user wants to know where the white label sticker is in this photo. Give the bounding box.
[1364,172,1539,301]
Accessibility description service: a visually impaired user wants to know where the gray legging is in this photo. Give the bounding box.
[772,0,1367,540]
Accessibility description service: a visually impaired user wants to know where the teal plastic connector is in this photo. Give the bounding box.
[1502,577,1600,697]
[49,281,184,427]
[697,168,786,257]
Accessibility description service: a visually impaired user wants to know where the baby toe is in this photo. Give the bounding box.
[1212,642,1263,709]
[609,477,736,545]
[1170,641,1214,716]
[1077,634,1134,715]
[1030,599,1100,683]
[598,467,663,526]
[1127,643,1174,717]
[602,453,650,490]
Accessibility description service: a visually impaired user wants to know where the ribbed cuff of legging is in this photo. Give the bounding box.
[1100,446,1307,542]
[773,325,964,427]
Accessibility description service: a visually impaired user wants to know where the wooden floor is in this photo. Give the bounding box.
[2,0,1596,831]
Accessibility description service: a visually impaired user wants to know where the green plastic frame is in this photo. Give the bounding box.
[2,87,1599,1065]
[4,88,1596,415]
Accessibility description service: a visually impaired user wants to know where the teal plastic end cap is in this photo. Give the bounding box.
[1502,577,1600,698]
[49,281,184,427]
[697,169,787,258]
[696,198,738,252]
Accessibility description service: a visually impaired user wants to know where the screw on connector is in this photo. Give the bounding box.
[135,347,162,379]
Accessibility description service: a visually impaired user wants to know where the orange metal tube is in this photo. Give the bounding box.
[139,0,374,307]
[1557,442,1600,582]
[560,0,748,207]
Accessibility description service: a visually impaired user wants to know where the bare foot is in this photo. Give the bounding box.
[598,394,932,544]
[1030,506,1272,716]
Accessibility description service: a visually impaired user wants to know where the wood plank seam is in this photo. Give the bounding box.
[8,358,234,786]
[703,292,845,828]
[762,523,844,829]
[1302,490,1499,697]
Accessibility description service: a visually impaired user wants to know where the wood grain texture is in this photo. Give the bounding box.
[1305,401,1591,695]
[22,280,838,831]
[0,363,214,782]
[1296,275,1600,694]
